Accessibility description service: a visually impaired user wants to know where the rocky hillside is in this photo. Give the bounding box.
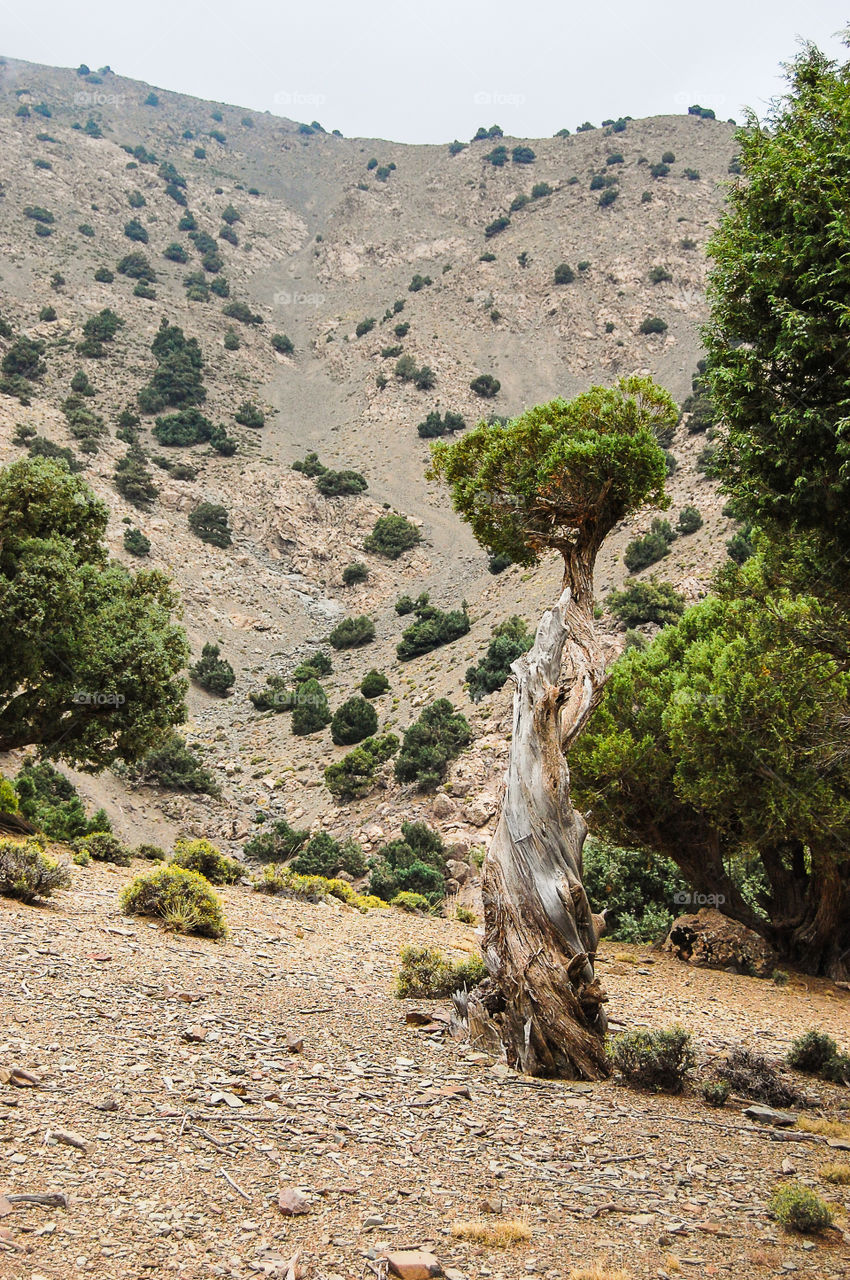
[0,56,741,850]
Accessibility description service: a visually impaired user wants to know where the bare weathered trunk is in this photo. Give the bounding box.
[469,572,611,1078]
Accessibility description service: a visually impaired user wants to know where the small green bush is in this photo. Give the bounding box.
[701,1080,731,1107]
[342,561,368,586]
[361,669,390,698]
[14,761,109,841]
[72,831,131,866]
[408,274,432,292]
[271,333,294,355]
[608,581,686,628]
[0,838,71,903]
[290,678,331,736]
[640,316,668,335]
[234,401,264,429]
[129,733,219,795]
[135,843,166,861]
[623,518,676,574]
[328,615,376,650]
[397,600,470,661]
[394,699,472,791]
[598,187,619,207]
[244,818,309,863]
[769,1184,833,1235]
[554,262,575,284]
[292,451,326,477]
[324,733,399,802]
[315,469,367,497]
[484,216,510,239]
[364,514,421,560]
[190,642,235,696]
[170,837,243,884]
[94,266,114,283]
[290,832,366,878]
[395,945,486,997]
[355,317,376,337]
[610,1025,696,1093]
[677,505,703,535]
[188,502,231,547]
[121,865,226,938]
[331,696,379,746]
[466,616,532,701]
[470,374,500,398]
[391,891,431,912]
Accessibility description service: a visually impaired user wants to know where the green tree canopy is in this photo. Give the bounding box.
[428,376,675,573]
[0,458,188,767]
[706,41,850,575]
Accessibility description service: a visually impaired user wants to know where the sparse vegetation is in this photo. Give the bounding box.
[610,1026,696,1092]
[396,944,486,997]
[0,838,71,903]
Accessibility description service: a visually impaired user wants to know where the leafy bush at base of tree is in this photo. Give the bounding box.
[169,837,243,884]
[324,733,399,802]
[609,1026,696,1092]
[0,838,71,903]
[395,944,487,997]
[466,616,532,701]
[330,695,378,746]
[582,837,687,941]
[364,514,421,559]
[120,865,226,937]
[190,642,235,696]
[394,699,472,791]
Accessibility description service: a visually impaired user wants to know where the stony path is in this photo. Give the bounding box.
[1,863,849,1280]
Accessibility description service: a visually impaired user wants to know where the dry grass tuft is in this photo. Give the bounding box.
[796,1116,850,1139]
[451,1217,531,1247]
[568,1266,631,1280]
[821,1163,850,1185]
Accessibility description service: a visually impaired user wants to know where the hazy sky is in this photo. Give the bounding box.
[3,0,848,143]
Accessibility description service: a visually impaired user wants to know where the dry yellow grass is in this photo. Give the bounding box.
[568,1266,631,1280]
[821,1163,850,1185]
[451,1218,532,1247]
[796,1117,850,1139]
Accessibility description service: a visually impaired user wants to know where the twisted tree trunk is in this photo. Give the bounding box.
[469,567,611,1078]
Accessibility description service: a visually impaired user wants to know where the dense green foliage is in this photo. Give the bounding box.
[188,502,231,547]
[121,865,226,938]
[363,514,422,559]
[394,699,472,791]
[396,598,470,661]
[324,732,399,801]
[15,760,111,840]
[128,733,219,794]
[330,695,378,746]
[607,580,685,627]
[368,821,448,903]
[170,837,243,884]
[429,377,674,568]
[0,459,188,766]
[328,615,375,650]
[190,642,235,696]
[583,837,687,941]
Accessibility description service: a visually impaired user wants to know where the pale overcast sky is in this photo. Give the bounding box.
[3,0,848,143]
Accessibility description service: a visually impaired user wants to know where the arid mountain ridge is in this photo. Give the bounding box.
[0,55,741,854]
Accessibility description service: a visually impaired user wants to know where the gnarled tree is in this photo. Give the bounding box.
[429,375,676,1077]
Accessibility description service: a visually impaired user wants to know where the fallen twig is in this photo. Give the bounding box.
[219,1168,251,1201]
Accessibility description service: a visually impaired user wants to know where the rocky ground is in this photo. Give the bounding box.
[2,862,849,1280]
